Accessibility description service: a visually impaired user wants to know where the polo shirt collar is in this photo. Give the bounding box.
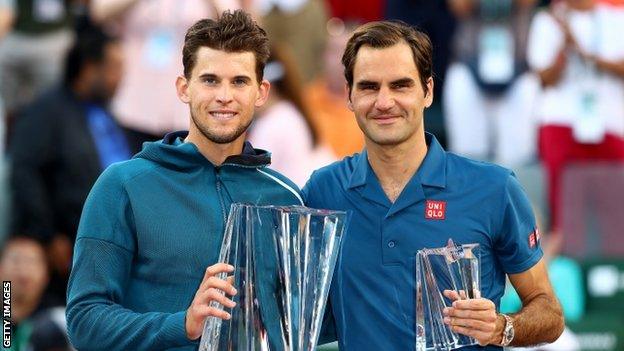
[347,133,447,214]
[347,149,370,189]
[348,132,447,190]
[418,132,447,189]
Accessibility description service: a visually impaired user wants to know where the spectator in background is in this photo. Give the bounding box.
[259,0,327,82]
[444,0,540,167]
[527,0,624,251]
[248,45,335,187]
[0,235,70,351]
[305,19,364,158]
[9,28,129,301]
[89,0,238,151]
[0,0,74,118]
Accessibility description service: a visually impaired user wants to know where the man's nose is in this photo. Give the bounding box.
[216,84,233,104]
[374,86,395,111]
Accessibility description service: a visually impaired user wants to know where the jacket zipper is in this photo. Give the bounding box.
[214,168,228,226]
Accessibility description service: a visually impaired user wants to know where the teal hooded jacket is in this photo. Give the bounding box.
[66,131,303,350]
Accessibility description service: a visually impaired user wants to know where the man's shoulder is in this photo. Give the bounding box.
[445,152,514,189]
[37,86,78,108]
[303,153,363,208]
[19,87,78,119]
[94,157,160,189]
[308,152,363,188]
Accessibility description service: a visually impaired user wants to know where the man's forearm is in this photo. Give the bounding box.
[508,292,564,346]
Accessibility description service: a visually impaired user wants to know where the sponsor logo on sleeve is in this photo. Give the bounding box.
[528,227,540,249]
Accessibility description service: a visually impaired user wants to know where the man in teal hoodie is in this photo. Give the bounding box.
[66,10,303,350]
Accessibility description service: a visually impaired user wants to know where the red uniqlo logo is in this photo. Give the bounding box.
[535,228,540,242]
[529,232,536,248]
[425,200,446,220]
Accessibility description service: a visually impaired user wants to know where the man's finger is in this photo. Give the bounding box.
[452,298,495,310]
[443,290,461,301]
[444,317,495,333]
[445,308,497,322]
[203,276,237,296]
[200,264,234,290]
[449,326,490,346]
[196,305,232,320]
[205,263,234,278]
[203,288,237,308]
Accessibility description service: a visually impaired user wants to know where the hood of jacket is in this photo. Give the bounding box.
[133,131,271,171]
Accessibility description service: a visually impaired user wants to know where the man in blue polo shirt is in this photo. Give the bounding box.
[303,20,564,350]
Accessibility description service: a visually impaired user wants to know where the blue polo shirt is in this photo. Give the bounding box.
[303,133,542,351]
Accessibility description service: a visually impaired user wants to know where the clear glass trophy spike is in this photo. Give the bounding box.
[416,240,480,351]
[199,204,347,351]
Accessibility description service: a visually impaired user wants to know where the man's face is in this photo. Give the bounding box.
[176,47,269,144]
[0,240,48,304]
[89,42,124,103]
[348,42,433,147]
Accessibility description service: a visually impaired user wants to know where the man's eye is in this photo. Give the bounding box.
[233,79,247,86]
[392,83,410,89]
[202,78,217,85]
[360,85,378,90]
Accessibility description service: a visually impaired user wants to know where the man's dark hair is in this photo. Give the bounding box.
[342,20,433,95]
[0,233,46,257]
[64,27,116,86]
[182,10,269,82]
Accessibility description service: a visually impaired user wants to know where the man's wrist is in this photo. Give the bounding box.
[492,313,507,346]
[498,313,515,346]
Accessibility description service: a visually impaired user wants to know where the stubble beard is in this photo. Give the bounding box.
[360,117,414,147]
[190,105,252,145]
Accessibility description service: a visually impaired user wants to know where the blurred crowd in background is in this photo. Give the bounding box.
[1,0,624,350]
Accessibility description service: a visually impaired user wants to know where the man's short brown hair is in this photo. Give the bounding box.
[342,20,433,95]
[182,10,269,82]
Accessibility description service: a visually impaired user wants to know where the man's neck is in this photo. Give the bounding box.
[366,132,428,203]
[185,128,246,166]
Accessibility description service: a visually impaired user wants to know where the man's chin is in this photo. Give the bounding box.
[200,127,248,145]
[365,132,408,147]
[209,136,243,144]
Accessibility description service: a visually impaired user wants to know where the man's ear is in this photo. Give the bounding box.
[346,83,354,111]
[176,75,191,104]
[424,77,434,108]
[255,79,271,107]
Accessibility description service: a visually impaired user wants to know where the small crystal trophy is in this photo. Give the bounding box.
[199,203,347,351]
[416,240,480,351]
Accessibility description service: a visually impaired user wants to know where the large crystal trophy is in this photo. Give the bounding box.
[199,203,347,351]
[416,240,480,351]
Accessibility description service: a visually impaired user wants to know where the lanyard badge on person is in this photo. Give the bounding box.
[477,0,515,84]
[572,9,606,144]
